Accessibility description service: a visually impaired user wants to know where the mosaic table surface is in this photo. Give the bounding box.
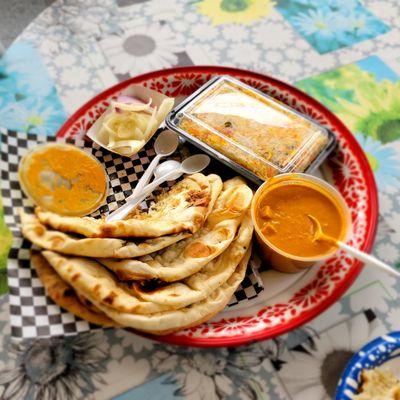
[0,0,399,399]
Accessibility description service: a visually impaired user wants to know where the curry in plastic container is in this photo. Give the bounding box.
[251,173,351,273]
[19,143,108,217]
[166,76,335,183]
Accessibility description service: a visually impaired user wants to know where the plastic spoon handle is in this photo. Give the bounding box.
[131,154,162,198]
[106,169,182,222]
[337,241,400,278]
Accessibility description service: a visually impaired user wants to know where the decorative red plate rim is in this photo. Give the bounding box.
[57,66,378,347]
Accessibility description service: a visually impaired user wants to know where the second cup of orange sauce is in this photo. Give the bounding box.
[251,173,351,273]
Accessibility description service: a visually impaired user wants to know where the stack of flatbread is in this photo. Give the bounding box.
[21,173,254,335]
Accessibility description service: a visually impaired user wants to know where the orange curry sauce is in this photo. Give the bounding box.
[254,179,347,258]
[19,144,107,216]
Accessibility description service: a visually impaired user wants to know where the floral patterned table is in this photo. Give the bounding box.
[0,0,400,399]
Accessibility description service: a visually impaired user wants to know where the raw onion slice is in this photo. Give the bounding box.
[111,98,152,113]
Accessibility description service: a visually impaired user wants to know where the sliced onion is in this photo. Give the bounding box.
[111,98,152,113]
[98,93,174,156]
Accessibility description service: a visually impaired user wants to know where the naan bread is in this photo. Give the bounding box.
[22,176,223,258]
[42,251,177,315]
[200,174,223,219]
[100,178,253,282]
[78,248,251,335]
[31,252,117,327]
[36,173,215,238]
[132,211,253,308]
[100,219,240,282]
[21,211,189,258]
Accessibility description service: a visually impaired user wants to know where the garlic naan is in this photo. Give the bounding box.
[132,212,253,308]
[23,175,222,258]
[42,251,176,315]
[100,177,253,282]
[78,248,251,335]
[31,252,117,327]
[36,173,216,238]
[22,212,190,258]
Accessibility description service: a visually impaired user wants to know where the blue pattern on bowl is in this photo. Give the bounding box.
[336,331,400,400]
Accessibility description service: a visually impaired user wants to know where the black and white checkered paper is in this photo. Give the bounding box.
[1,128,263,339]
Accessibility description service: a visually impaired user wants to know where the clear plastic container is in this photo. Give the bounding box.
[166,76,336,184]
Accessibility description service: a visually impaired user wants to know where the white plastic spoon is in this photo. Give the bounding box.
[308,215,400,278]
[107,160,181,223]
[130,130,179,198]
[106,154,210,222]
[153,159,182,180]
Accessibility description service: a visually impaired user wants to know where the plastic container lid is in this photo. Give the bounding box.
[166,76,335,182]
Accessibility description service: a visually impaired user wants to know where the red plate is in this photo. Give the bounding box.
[57,66,378,347]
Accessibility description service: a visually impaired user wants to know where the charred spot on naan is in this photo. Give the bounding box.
[76,292,104,315]
[183,242,213,258]
[91,283,121,307]
[49,281,75,301]
[102,291,117,305]
[183,226,232,259]
[71,272,81,282]
[93,283,101,293]
[50,235,66,248]
[133,279,170,294]
[216,227,232,240]
[76,292,92,307]
[33,225,45,236]
[62,287,76,298]
[112,268,154,281]
[100,221,125,238]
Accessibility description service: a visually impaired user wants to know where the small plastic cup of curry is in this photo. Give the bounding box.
[19,143,108,217]
[251,173,351,273]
